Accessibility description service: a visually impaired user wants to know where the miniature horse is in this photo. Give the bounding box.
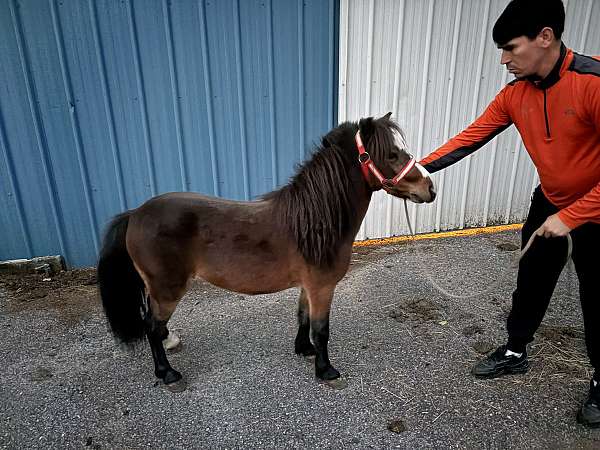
[97,114,436,392]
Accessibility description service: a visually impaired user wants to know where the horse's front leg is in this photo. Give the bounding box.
[306,285,348,389]
[294,288,316,357]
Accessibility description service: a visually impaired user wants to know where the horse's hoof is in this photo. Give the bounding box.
[319,377,348,390]
[294,342,316,358]
[163,332,181,352]
[163,378,187,393]
[166,342,183,354]
[296,350,316,361]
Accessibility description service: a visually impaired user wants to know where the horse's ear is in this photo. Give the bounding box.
[358,117,375,138]
[382,112,392,120]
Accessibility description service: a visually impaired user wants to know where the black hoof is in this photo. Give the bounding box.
[295,341,316,357]
[316,366,340,381]
[163,369,182,385]
[161,370,185,393]
[164,378,187,393]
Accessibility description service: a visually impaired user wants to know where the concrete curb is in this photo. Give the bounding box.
[0,256,65,276]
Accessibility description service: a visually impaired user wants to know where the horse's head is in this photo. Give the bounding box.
[358,113,436,203]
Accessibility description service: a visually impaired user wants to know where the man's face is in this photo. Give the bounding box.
[498,36,545,78]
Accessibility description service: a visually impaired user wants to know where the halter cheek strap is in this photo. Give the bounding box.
[355,131,416,187]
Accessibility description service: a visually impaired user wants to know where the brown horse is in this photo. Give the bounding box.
[97,114,436,391]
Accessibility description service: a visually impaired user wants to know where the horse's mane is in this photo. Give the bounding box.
[263,119,398,268]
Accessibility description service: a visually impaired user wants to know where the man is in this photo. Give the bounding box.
[419,0,600,427]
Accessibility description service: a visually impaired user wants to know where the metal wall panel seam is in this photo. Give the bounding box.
[578,0,593,52]
[482,68,508,226]
[338,0,349,121]
[363,0,375,118]
[359,0,375,238]
[9,0,68,257]
[410,0,434,232]
[458,0,490,228]
[266,0,278,190]
[434,0,462,232]
[327,0,335,129]
[504,136,522,222]
[162,0,188,191]
[126,0,157,197]
[387,0,406,236]
[198,0,219,196]
[88,0,127,210]
[49,0,99,253]
[298,0,305,160]
[233,0,250,200]
[0,106,33,255]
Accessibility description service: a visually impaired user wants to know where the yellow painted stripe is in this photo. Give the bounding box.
[353,223,523,248]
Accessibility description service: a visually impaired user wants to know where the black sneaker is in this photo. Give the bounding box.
[471,345,529,378]
[577,380,600,428]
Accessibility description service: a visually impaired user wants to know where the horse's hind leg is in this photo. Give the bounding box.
[305,284,347,389]
[294,288,316,357]
[143,292,185,392]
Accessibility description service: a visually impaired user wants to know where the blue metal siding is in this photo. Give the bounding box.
[0,0,338,267]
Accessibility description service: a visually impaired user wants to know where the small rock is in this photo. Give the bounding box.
[472,341,494,354]
[30,367,53,381]
[387,419,407,433]
[462,325,484,337]
[496,242,519,251]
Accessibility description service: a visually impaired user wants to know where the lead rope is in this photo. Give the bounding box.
[401,200,573,300]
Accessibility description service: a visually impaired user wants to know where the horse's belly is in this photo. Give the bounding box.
[194,259,298,295]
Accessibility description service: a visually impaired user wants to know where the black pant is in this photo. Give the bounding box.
[506,186,600,374]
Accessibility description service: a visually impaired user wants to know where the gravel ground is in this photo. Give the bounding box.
[1,229,599,449]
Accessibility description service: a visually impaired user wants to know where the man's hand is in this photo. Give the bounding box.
[535,213,572,238]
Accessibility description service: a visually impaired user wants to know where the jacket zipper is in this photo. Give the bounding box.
[543,89,551,138]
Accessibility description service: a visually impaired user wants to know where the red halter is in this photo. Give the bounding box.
[355,131,416,188]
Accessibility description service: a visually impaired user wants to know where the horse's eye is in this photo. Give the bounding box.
[389,153,399,162]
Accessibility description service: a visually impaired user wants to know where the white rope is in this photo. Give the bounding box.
[402,200,573,300]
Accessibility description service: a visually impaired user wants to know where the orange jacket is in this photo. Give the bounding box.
[420,45,600,229]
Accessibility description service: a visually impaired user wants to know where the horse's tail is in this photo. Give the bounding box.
[97,211,146,344]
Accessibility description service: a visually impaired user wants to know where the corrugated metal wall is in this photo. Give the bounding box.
[0,0,338,267]
[340,0,600,240]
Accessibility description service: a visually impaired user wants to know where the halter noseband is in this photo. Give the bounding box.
[355,130,416,188]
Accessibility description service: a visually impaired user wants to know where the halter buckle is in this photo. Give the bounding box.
[358,152,370,164]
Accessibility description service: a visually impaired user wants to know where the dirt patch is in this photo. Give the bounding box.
[29,366,53,382]
[528,324,590,381]
[388,298,442,323]
[538,324,585,343]
[0,268,100,328]
[462,325,484,337]
[472,341,495,354]
[496,242,520,252]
